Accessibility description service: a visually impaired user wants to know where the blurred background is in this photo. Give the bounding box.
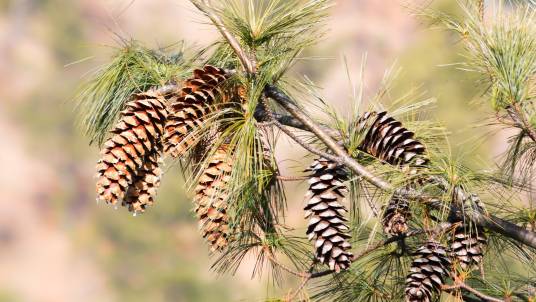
[0,0,502,301]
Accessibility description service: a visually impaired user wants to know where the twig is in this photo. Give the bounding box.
[274,122,341,164]
[189,0,256,74]
[285,275,311,302]
[443,282,505,302]
[261,97,342,163]
[277,175,308,181]
[506,104,536,144]
[264,247,309,278]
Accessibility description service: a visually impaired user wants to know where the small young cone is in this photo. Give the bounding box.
[405,240,452,302]
[194,145,233,252]
[449,225,487,271]
[164,65,230,157]
[357,111,428,172]
[304,158,353,272]
[96,90,168,212]
[382,194,411,236]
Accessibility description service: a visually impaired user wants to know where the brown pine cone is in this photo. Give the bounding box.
[164,65,231,157]
[356,111,428,171]
[305,158,353,272]
[96,90,168,213]
[194,145,233,252]
[405,240,452,302]
[382,194,411,236]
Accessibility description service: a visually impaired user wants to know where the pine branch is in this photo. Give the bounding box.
[264,85,536,249]
[264,85,393,191]
[158,80,536,249]
[259,96,340,163]
[443,282,505,302]
[189,0,256,74]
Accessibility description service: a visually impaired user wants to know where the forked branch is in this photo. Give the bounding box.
[189,0,256,74]
[191,0,536,250]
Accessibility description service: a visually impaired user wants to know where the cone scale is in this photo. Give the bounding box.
[449,224,487,271]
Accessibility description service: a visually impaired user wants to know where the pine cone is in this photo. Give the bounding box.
[123,153,163,214]
[304,158,353,272]
[382,194,411,236]
[449,224,487,271]
[164,65,231,157]
[194,145,233,252]
[357,111,428,171]
[405,240,452,302]
[96,90,168,213]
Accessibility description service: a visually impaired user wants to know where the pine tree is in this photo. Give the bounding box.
[78,0,536,301]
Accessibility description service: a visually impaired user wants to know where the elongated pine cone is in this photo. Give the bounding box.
[194,146,233,252]
[405,240,452,302]
[124,153,163,214]
[96,90,168,214]
[357,111,428,171]
[382,194,411,236]
[449,224,487,271]
[304,158,353,272]
[164,65,231,157]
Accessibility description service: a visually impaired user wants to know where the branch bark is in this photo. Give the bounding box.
[189,0,257,74]
[264,85,536,249]
[264,85,393,191]
[443,282,505,302]
[189,0,536,250]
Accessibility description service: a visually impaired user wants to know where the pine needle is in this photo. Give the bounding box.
[75,40,192,146]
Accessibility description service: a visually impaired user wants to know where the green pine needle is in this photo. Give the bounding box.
[76,40,192,146]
